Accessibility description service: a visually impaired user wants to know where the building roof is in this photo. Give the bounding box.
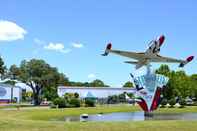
[0,83,22,89]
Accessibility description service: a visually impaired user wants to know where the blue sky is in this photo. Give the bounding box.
[0,0,196,86]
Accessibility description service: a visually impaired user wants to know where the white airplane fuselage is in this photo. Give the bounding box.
[134,36,165,69]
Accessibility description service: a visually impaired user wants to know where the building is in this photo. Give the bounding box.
[58,86,136,99]
[0,84,22,104]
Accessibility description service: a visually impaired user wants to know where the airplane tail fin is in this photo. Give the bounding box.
[101,43,112,56]
[179,56,194,67]
[124,61,138,65]
[125,61,142,69]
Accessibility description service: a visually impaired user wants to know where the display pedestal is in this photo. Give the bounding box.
[144,111,153,117]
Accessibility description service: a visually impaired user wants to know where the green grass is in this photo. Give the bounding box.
[0,103,34,109]
[0,105,140,121]
[0,105,197,131]
[156,106,197,113]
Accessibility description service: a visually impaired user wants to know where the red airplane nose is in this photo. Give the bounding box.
[187,56,194,62]
[107,43,112,50]
[158,35,165,46]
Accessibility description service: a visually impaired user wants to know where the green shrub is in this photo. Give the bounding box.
[168,98,176,108]
[107,95,118,104]
[179,98,186,108]
[160,98,167,108]
[85,99,95,107]
[64,93,71,100]
[118,93,126,103]
[69,98,80,107]
[74,93,79,98]
[53,97,67,108]
[127,93,134,99]
[193,101,197,106]
[50,103,58,109]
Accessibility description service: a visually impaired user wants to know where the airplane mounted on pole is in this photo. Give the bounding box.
[102,35,194,69]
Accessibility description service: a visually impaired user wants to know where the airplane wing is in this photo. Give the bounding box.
[151,55,184,63]
[102,43,146,60]
[110,50,146,60]
[151,55,194,67]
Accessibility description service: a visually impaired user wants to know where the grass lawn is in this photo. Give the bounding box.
[0,105,197,131]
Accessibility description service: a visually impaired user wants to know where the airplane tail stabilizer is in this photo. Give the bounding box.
[124,61,138,65]
[101,43,112,56]
[179,56,194,67]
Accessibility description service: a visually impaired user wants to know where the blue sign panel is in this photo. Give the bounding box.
[0,87,7,97]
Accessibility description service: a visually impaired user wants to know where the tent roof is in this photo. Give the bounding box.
[85,91,96,98]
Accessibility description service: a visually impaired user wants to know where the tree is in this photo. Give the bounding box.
[156,64,196,100]
[163,71,178,99]
[0,57,6,80]
[42,87,58,101]
[18,59,68,105]
[175,71,190,98]
[2,64,19,85]
[156,65,187,100]
[66,79,108,87]
[68,81,85,86]
[89,79,108,87]
[58,73,69,85]
[190,74,197,99]
[168,98,176,108]
[123,81,133,88]
[9,64,21,80]
[42,73,69,101]
[155,64,170,76]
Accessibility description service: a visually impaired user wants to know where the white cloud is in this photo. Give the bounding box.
[44,42,64,50]
[44,42,71,54]
[71,42,84,48]
[34,38,45,45]
[0,20,27,41]
[88,73,96,79]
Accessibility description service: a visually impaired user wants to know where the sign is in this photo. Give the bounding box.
[134,68,169,112]
[0,87,7,97]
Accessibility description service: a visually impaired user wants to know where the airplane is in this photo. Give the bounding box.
[102,35,194,69]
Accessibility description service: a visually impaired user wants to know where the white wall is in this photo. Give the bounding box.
[58,86,136,98]
[0,85,22,103]
[12,87,22,103]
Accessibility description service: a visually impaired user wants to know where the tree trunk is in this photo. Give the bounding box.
[33,92,41,106]
[29,82,42,106]
[32,87,41,106]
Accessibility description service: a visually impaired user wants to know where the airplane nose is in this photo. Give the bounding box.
[187,56,194,62]
[158,35,165,46]
[107,43,112,50]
